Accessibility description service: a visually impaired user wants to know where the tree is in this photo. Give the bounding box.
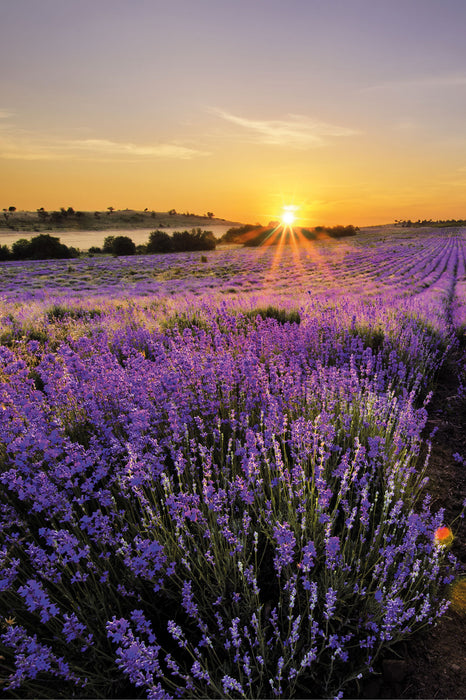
[0,244,10,260]
[103,236,115,253]
[50,211,65,225]
[206,212,214,219]
[12,239,31,259]
[27,234,73,259]
[107,206,114,215]
[172,228,216,252]
[110,236,136,256]
[146,229,173,253]
[11,234,76,260]
[8,206,16,213]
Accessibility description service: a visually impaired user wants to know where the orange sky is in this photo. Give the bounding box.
[2,0,466,227]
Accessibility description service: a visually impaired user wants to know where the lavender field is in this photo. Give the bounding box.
[0,227,465,698]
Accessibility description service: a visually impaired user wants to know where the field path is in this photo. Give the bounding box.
[401,349,466,699]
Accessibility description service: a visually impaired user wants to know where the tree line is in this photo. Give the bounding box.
[93,229,217,256]
[0,228,217,261]
[395,218,466,228]
[0,234,78,261]
[221,223,359,246]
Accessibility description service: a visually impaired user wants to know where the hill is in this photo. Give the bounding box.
[0,208,243,233]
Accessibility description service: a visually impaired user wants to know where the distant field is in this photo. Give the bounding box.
[1,227,464,329]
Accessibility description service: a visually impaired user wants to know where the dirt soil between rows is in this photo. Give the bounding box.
[358,349,466,699]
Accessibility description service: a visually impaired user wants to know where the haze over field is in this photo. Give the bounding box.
[2,0,466,226]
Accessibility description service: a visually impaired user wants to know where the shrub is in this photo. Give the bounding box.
[172,228,216,252]
[11,238,31,259]
[146,229,216,254]
[243,228,276,246]
[111,236,136,256]
[0,244,10,260]
[102,236,115,253]
[10,234,75,260]
[146,229,173,253]
[221,224,261,244]
[245,306,301,325]
[46,304,102,322]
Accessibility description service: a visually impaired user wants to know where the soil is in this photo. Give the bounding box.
[357,349,466,699]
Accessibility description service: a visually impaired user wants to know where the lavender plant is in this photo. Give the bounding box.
[0,299,458,698]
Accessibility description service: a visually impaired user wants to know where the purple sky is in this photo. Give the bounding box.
[2,0,466,225]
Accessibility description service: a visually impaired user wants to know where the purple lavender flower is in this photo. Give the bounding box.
[273,521,296,574]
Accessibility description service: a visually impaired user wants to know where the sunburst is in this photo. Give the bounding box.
[281,205,297,227]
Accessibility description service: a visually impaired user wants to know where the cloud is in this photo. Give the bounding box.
[211,109,357,148]
[63,138,207,159]
[0,129,208,161]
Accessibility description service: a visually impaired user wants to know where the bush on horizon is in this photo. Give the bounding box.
[146,228,216,254]
[4,234,78,260]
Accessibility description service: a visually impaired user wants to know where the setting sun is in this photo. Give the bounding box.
[281,206,297,226]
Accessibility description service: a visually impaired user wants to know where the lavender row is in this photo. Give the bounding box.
[1,230,466,331]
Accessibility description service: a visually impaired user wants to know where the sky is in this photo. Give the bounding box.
[2,0,466,226]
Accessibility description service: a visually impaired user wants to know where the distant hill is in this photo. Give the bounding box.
[0,208,243,233]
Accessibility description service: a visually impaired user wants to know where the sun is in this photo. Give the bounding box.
[281,206,297,226]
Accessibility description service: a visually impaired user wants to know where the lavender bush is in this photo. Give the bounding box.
[0,227,465,697]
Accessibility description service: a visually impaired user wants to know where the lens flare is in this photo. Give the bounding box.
[281,206,297,226]
[434,526,454,546]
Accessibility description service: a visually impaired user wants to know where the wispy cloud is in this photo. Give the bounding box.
[0,128,208,161]
[362,73,466,92]
[211,109,358,148]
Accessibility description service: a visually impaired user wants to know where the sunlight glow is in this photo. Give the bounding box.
[281,206,297,226]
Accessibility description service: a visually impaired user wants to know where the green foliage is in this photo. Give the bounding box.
[11,238,31,259]
[172,228,216,251]
[10,234,75,260]
[111,236,136,256]
[101,235,136,256]
[102,236,115,253]
[221,224,261,244]
[300,228,318,240]
[243,228,276,246]
[314,225,359,238]
[161,310,211,332]
[0,244,10,260]
[349,324,385,351]
[146,228,217,254]
[46,305,102,322]
[245,306,301,325]
[146,229,172,253]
